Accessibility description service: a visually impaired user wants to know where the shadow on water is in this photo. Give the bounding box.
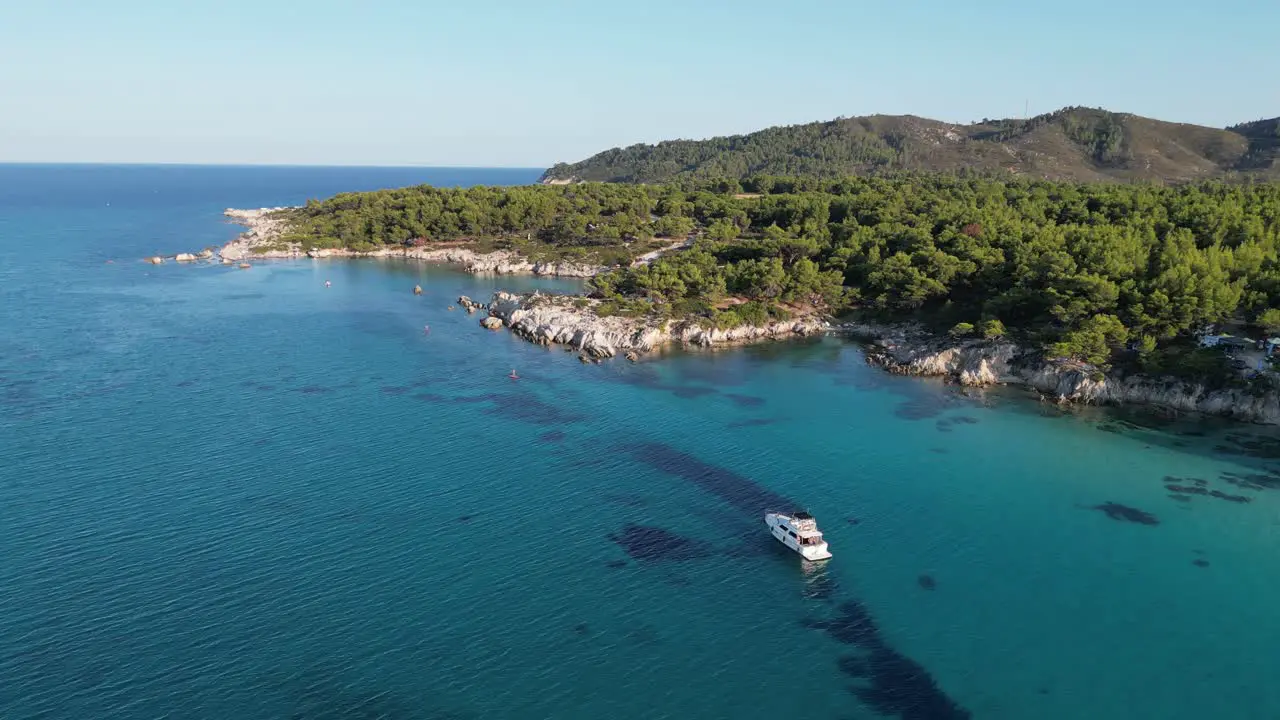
[724,392,766,408]
[1080,502,1160,525]
[891,383,991,422]
[727,417,781,429]
[610,361,775,409]
[803,601,971,720]
[935,415,979,433]
[620,440,970,717]
[1219,469,1280,490]
[479,391,586,425]
[1215,433,1280,461]
[624,442,792,518]
[671,386,717,399]
[408,390,586,425]
[603,363,721,401]
[1163,475,1257,504]
[276,668,473,720]
[0,374,64,418]
[608,524,710,562]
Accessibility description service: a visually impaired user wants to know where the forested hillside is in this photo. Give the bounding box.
[541,107,1280,184]
[1229,118,1280,171]
[282,174,1280,373]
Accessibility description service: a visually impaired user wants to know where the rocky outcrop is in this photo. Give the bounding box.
[218,207,602,277]
[419,249,601,277]
[1017,364,1280,423]
[486,291,828,358]
[480,316,504,330]
[843,321,1280,425]
[221,207,294,261]
[457,296,486,313]
[149,250,214,264]
[848,323,1020,386]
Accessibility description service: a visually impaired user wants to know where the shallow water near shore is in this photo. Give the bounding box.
[3,165,1280,720]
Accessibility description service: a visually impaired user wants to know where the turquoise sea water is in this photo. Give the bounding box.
[3,165,1280,720]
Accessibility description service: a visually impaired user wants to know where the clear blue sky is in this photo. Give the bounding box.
[1,0,1275,167]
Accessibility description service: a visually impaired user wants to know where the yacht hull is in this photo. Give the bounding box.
[765,513,832,561]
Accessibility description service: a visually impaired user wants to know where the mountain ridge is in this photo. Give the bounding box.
[541,107,1280,184]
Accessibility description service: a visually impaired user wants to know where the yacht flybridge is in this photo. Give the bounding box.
[765,511,832,561]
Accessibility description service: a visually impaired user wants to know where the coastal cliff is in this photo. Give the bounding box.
[486,291,828,357]
[220,208,602,277]
[846,322,1280,425]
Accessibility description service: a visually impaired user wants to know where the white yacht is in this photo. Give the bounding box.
[765,511,832,561]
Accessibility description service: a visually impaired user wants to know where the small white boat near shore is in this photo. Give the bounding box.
[765,511,832,561]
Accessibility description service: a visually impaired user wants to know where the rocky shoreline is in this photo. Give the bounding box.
[143,249,216,265]
[482,291,829,358]
[216,209,1279,425]
[218,208,602,277]
[843,321,1280,425]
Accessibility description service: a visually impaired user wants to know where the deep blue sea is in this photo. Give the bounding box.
[3,164,1280,720]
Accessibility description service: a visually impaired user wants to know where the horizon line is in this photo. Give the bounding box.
[0,161,551,171]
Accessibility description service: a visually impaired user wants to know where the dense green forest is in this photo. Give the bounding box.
[540,107,1280,184]
[280,182,685,266]
[282,175,1280,373]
